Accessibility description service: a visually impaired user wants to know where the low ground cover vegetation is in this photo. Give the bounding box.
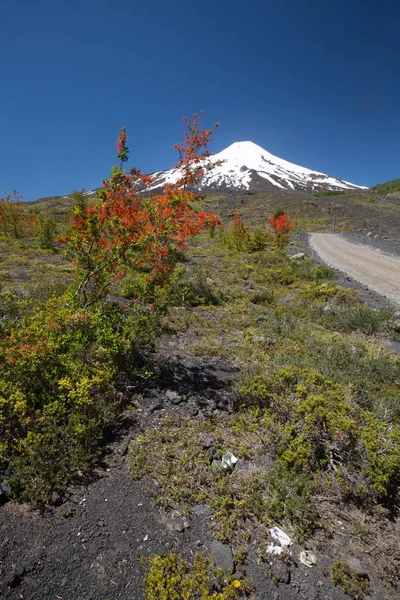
[129,217,400,593]
[130,359,399,542]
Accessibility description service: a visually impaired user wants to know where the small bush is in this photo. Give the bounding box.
[223,214,272,253]
[299,282,357,303]
[326,305,392,335]
[223,211,250,252]
[314,265,336,283]
[250,289,276,306]
[169,274,222,307]
[264,463,319,542]
[273,207,286,219]
[36,215,57,249]
[315,191,345,198]
[277,330,400,422]
[246,228,271,252]
[265,257,315,286]
[0,281,68,332]
[0,296,153,502]
[331,561,370,599]
[143,552,249,599]
[240,367,400,504]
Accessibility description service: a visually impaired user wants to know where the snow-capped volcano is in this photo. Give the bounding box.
[149,141,366,193]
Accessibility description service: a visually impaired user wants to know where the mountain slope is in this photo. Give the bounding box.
[150,141,367,193]
[371,178,400,195]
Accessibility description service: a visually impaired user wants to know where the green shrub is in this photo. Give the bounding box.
[273,207,286,219]
[331,561,370,599]
[246,228,271,252]
[240,367,400,504]
[128,368,399,544]
[129,417,212,509]
[299,282,357,303]
[222,212,250,252]
[168,274,222,307]
[274,329,400,421]
[250,289,276,306]
[266,262,297,285]
[0,281,68,332]
[264,463,319,542]
[36,215,57,249]
[371,178,400,195]
[222,217,271,254]
[265,257,315,286]
[129,415,299,542]
[325,305,392,335]
[143,553,248,599]
[314,265,336,283]
[128,407,319,542]
[0,296,153,501]
[315,190,345,198]
[263,305,297,336]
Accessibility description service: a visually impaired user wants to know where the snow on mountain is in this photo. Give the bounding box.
[149,141,367,193]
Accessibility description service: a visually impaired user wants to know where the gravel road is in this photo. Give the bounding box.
[310,233,400,306]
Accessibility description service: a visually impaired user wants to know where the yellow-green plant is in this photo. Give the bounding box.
[0,297,154,501]
[143,552,250,600]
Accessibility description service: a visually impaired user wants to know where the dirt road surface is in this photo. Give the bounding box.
[309,233,400,306]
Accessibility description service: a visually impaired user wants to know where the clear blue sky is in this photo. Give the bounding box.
[1,0,399,200]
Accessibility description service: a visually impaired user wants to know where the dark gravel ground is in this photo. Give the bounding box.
[342,230,400,259]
